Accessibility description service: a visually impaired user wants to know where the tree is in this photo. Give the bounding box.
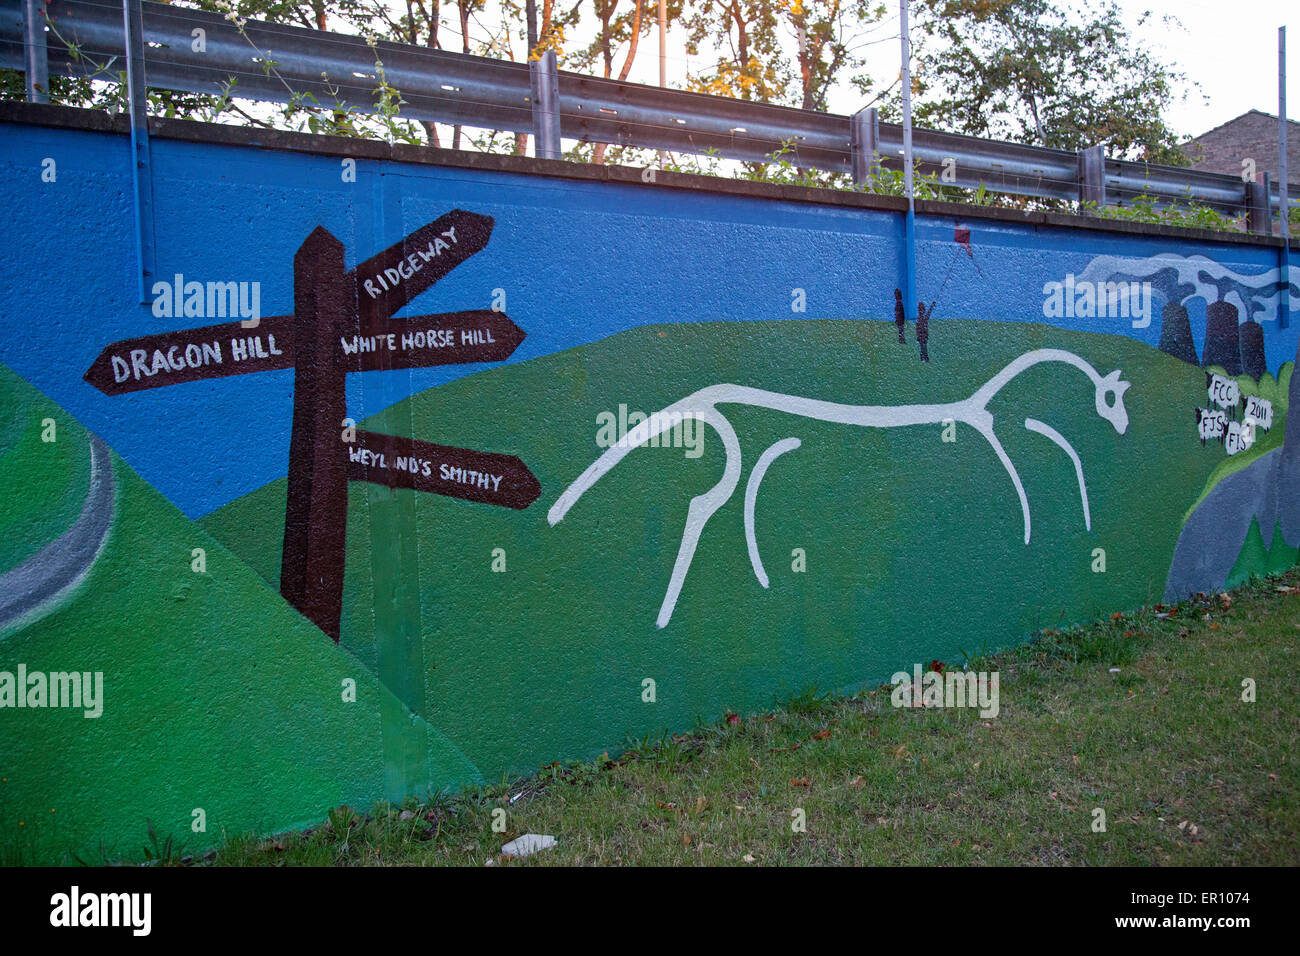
[684,0,787,102]
[449,0,487,148]
[782,0,885,112]
[910,0,1196,164]
[363,0,446,144]
[681,0,887,116]
[490,0,581,154]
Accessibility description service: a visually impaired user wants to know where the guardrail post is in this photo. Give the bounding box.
[850,106,880,185]
[23,0,48,103]
[1245,172,1272,235]
[1079,144,1106,208]
[531,49,561,160]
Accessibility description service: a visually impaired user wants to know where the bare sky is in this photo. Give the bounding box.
[1133,0,1297,139]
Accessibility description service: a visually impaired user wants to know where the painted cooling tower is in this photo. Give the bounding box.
[1158,301,1199,365]
[1202,300,1243,374]
[1239,319,1267,380]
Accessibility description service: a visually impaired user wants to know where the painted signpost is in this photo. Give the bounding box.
[84,209,538,640]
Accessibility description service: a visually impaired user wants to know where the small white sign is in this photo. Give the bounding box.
[1208,373,1240,410]
[1245,395,1273,431]
[1196,407,1227,442]
[1225,420,1255,455]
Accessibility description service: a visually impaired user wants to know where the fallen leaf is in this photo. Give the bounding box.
[849,776,865,788]
[742,852,756,863]
[790,777,811,787]
[812,728,832,741]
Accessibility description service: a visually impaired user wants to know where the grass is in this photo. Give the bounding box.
[195,566,1300,867]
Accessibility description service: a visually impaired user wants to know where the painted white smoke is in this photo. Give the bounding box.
[1075,253,1299,317]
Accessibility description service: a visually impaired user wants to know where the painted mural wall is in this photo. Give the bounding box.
[1,112,1297,863]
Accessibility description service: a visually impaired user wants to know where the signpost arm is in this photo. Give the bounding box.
[280,227,354,641]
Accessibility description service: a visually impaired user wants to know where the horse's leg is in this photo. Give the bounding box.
[657,408,743,628]
[744,437,802,588]
[1024,418,1091,531]
[978,424,1032,544]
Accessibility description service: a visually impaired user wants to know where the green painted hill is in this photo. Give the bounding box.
[201,319,1226,787]
[0,366,92,573]
[0,366,480,866]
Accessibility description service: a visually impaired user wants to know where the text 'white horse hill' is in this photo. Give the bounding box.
[548,348,1131,628]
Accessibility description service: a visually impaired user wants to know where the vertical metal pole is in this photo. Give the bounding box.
[23,0,49,104]
[658,0,667,87]
[525,0,538,156]
[122,0,156,303]
[532,49,560,160]
[899,0,917,325]
[1281,26,1290,328]
[657,0,667,165]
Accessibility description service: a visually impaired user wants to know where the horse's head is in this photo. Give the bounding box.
[1096,370,1130,434]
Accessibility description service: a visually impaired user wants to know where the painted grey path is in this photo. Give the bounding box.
[1166,347,1300,601]
[0,435,115,632]
[1165,445,1299,600]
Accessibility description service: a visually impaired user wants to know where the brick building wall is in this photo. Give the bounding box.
[1182,109,1300,186]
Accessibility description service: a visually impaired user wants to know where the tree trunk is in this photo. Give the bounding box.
[452,0,472,150]
[593,0,644,165]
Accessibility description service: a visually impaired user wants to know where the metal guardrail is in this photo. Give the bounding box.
[3,0,1298,228]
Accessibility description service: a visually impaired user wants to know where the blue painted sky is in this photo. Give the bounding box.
[2,125,1296,517]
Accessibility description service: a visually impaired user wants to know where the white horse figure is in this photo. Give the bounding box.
[549,348,1131,628]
